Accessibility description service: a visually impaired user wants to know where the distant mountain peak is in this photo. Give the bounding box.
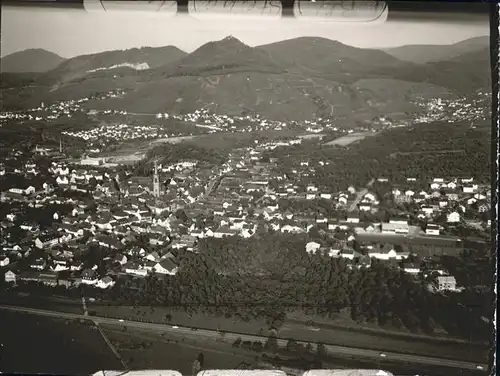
[218,35,248,48]
[382,35,490,64]
[1,48,65,73]
[191,36,250,57]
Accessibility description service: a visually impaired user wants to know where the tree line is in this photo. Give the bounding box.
[265,121,491,193]
[93,233,492,343]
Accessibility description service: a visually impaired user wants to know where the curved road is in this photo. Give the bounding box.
[348,179,375,212]
[0,305,487,372]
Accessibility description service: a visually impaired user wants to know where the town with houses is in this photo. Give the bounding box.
[0,12,496,374]
[0,110,492,296]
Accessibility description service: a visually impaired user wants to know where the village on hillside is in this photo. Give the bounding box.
[0,118,492,294]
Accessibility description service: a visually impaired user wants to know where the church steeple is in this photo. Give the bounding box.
[153,160,160,198]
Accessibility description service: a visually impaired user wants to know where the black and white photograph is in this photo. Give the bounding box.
[0,1,495,376]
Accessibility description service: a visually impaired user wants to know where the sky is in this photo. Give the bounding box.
[1,3,489,58]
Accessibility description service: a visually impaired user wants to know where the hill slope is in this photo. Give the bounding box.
[382,35,489,64]
[78,37,455,122]
[257,37,407,81]
[42,45,187,85]
[1,49,65,73]
[2,37,490,121]
[150,36,284,78]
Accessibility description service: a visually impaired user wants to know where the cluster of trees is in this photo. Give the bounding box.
[13,203,73,230]
[0,117,90,155]
[135,143,227,175]
[440,248,492,289]
[266,122,491,193]
[276,198,340,218]
[95,233,491,342]
[232,336,327,360]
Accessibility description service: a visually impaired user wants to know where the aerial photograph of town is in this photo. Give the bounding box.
[0,1,495,376]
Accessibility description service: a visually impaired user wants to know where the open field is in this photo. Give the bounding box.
[389,149,466,158]
[0,309,122,375]
[101,129,302,164]
[85,304,489,364]
[0,304,491,376]
[183,129,301,150]
[298,133,325,140]
[0,292,489,364]
[101,323,487,376]
[324,132,376,146]
[101,325,260,374]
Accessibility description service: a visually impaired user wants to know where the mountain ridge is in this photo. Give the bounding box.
[382,35,489,64]
[1,36,491,123]
[1,48,66,73]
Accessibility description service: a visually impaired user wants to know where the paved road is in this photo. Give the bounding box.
[0,305,487,372]
[348,179,375,212]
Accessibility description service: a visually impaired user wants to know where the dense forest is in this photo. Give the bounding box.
[265,122,491,192]
[135,143,227,175]
[75,233,492,343]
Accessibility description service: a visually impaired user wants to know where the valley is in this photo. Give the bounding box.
[0,30,493,376]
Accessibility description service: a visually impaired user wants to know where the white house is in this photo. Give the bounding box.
[359,203,371,212]
[0,256,10,267]
[467,197,477,205]
[24,186,36,195]
[81,269,98,285]
[381,222,409,234]
[96,276,115,289]
[306,185,318,192]
[51,263,69,272]
[214,226,238,238]
[368,248,396,260]
[305,241,321,255]
[474,193,487,200]
[346,216,360,224]
[153,259,178,276]
[56,176,69,185]
[340,248,357,260]
[364,193,376,202]
[4,270,16,283]
[463,185,476,194]
[368,244,409,261]
[392,188,402,197]
[8,188,24,195]
[438,199,449,208]
[124,264,148,277]
[425,223,440,236]
[281,225,303,233]
[405,190,415,197]
[421,206,435,216]
[114,254,128,266]
[30,258,46,270]
[447,211,461,223]
[328,248,341,257]
[435,275,457,291]
[402,262,420,275]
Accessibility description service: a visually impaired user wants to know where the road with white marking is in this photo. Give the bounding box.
[0,304,488,372]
